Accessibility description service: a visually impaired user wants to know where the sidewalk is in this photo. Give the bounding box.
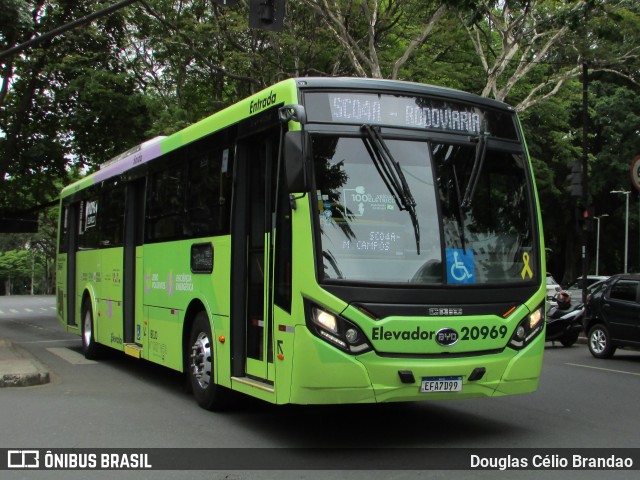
[0,338,50,387]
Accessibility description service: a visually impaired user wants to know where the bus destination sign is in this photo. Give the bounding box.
[329,93,481,134]
[304,91,519,140]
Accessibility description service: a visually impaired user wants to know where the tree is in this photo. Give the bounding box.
[0,0,154,208]
[1,0,638,284]
[461,1,640,112]
[588,79,640,274]
[0,206,57,295]
[0,246,30,295]
[299,0,449,78]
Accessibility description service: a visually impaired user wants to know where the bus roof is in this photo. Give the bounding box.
[293,77,514,112]
[60,78,300,198]
[60,77,513,198]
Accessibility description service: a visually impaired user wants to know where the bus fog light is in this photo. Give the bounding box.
[515,325,526,340]
[345,328,359,344]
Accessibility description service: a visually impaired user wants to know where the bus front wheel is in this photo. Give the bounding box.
[188,312,229,410]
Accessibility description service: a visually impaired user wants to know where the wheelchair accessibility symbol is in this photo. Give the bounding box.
[446,249,475,284]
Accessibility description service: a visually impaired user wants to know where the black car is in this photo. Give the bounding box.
[583,274,640,358]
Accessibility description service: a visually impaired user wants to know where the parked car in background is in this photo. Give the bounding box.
[583,274,640,359]
[546,274,561,310]
[565,275,609,301]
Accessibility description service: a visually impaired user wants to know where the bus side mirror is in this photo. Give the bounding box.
[283,130,309,193]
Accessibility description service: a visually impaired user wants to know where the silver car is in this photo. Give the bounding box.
[565,275,609,302]
[546,274,561,311]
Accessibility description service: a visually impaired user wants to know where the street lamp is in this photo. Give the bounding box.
[594,214,608,276]
[611,189,630,274]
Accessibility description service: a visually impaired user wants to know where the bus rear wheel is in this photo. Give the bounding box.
[188,312,229,410]
[81,299,101,360]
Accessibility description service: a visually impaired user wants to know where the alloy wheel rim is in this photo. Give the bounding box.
[190,332,212,389]
[590,329,606,354]
[83,310,92,347]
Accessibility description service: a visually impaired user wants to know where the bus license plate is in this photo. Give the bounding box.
[420,376,462,393]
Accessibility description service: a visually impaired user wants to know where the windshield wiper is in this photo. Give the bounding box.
[323,251,344,279]
[361,124,420,255]
[460,132,488,211]
[450,162,467,252]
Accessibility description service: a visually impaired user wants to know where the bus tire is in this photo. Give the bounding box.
[81,299,101,360]
[188,311,229,410]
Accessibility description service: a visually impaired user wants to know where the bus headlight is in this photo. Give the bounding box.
[314,309,338,333]
[508,305,544,350]
[308,305,372,355]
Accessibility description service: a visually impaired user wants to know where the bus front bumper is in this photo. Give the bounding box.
[289,327,544,404]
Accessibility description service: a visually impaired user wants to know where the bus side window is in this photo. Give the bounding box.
[185,148,233,238]
[99,179,126,248]
[146,164,186,242]
[58,205,69,254]
[78,189,100,250]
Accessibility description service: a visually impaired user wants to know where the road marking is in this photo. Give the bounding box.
[5,318,47,330]
[566,363,640,377]
[23,339,76,344]
[0,307,56,315]
[47,347,97,365]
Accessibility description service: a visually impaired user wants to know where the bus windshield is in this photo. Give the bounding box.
[312,134,535,285]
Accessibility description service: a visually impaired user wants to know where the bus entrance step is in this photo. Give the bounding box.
[231,376,275,393]
[124,343,143,359]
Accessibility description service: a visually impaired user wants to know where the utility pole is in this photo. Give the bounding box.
[581,62,589,302]
[594,214,608,276]
[611,190,630,273]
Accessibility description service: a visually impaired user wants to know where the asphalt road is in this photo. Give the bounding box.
[1,295,639,480]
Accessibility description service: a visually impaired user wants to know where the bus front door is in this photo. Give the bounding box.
[232,131,278,385]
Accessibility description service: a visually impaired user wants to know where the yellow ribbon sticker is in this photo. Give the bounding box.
[521,252,533,279]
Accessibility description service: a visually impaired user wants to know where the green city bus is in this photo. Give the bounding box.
[56,77,546,409]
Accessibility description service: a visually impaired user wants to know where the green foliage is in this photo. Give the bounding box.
[0,207,57,294]
[1,0,154,205]
[0,0,639,287]
[0,0,32,48]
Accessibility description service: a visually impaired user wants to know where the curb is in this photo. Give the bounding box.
[0,339,50,388]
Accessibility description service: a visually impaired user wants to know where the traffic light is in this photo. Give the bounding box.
[249,0,285,31]
[583,205,595,232]
[566,160,582,197]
